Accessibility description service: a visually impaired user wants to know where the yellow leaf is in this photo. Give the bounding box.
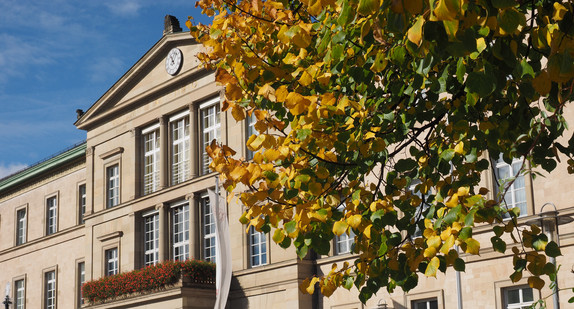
[427,235,442,249]
[457,186,469,197]
[553,3,567,21]
[528,276,545,290]
[333,221,348,236]
[425,256,440,277]
[299,70,313,86]
[225,83,243,101]
[424,246,437,258]
[440,234,455,254]
[264,148,281,162]
[445,193,459,208]
[247,134,266,151]
[258,83,277,102]
[347,214,362,229]
[231,104,246,121]
[465,238,480,255]
[285,92,311,115]
[363,224,372,239]
[454,141,464,154]
[434,0,458,21]
[407,16,425,46]
[230,165,247,181]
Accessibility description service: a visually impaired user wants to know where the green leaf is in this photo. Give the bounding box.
[466,71,496,97]
[459,227,472,240]
[285,220,297,234]
[444,204,461,224]
[493,225,504,237]
[454,258,465,272]
[296,243,308,259]
[395,158,417,172]
[456,58,466,83]
[358,0,380,16]
[519,59,535,78]
[545,241,562,257]
[491,236,507,253]
[532,233,548,251]
[440,149,455,161]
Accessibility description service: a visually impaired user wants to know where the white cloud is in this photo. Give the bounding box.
[0,162,28,179]
[105,0,142,16]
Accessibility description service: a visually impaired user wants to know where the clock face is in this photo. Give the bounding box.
[165,48,182,75]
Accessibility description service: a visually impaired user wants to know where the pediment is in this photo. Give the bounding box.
[75,32,207,131]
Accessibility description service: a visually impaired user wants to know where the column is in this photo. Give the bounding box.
[189,103,198,178]
[132,129,142,198]
[156,202,168,262]
[159,116,168,189]
[186,193,200,259]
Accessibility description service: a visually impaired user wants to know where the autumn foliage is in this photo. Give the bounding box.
[189,0,574,302]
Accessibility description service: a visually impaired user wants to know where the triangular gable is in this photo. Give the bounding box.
[75,32,206,131]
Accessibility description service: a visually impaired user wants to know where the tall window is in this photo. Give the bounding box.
[46,197,57,235]
[143,124,160,195]
[106,165,120,208]
[105,248,119,276]
[249,226,267,267]
[16,208,26,245]
[144,212,160,266]
[335,230,355,255]
[504,286,534,309]
[201,196,216,262]
[412,298,438,309]
[14,279,25,309]
[171,202,189,261]
[78,184,86,224]
[170,111,190,185]
[77,262,85,307]
[495,156,527,217]
[246,113,257,160]
[199,98,221,175]
[44,271,56,309]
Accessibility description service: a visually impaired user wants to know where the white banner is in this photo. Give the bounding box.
[208,184,232,309]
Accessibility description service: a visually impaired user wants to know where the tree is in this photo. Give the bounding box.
[188,0,574,302]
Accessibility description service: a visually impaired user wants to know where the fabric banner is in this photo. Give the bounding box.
[208,186,232,309]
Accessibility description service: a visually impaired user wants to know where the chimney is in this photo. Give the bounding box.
[163,15,182,35]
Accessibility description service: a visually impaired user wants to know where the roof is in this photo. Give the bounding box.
[0,142,87,192]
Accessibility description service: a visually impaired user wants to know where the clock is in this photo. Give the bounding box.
[165,48,182,75]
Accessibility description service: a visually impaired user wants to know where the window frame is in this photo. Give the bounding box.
[76,260,85,308]
[104,247,119,276]
[45,194,58,236]
[106,164,120,208]
[142,123,161,195]
[200,194,216,262]
[503,286,535,309]
[170,110,191,185]
[493,155,528,218]
[15,205,27,245]
[78,183,86,224]
[143,210,160,266]
[42,266,57,309]
[171,201,190,261]
[245,112,257,160]
[13,275,26,309]
[199,97,221,175]
[412,298,439,309]
[249,226,267,267]
[335,230,356,255]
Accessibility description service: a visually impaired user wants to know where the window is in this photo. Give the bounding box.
[199,98,221,175]
[44,271,56,309]
[249,226,267,267]
[143,124,160,195]
[201,195,216,262]
[14,279,25,309]
[78,184,86,224]
[170,111,190,185]
[412,298,438,309]
[246,112,257,160]
[16,208,26,245]
[504,286,534,309]
[171,202,189,261]
[77,262,85,307]
[336,230,355,255]
[494,156,527,217]
[105,248,119,276]
[46,196,57,235]
[106,164,120,208]
[144,212,160,266]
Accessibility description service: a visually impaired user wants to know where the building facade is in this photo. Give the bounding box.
[0,16,573,309]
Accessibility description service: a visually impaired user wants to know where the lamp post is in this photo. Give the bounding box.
[3,282,11,309]
[526,202,574,309]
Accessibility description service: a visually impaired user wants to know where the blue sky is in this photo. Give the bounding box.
[0,0,212,178]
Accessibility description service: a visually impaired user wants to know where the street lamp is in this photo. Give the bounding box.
[371,299,388,309]
[526,202,574,309]
[3,282,11,309]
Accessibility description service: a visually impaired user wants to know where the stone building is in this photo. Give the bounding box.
[0,16,573,309]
